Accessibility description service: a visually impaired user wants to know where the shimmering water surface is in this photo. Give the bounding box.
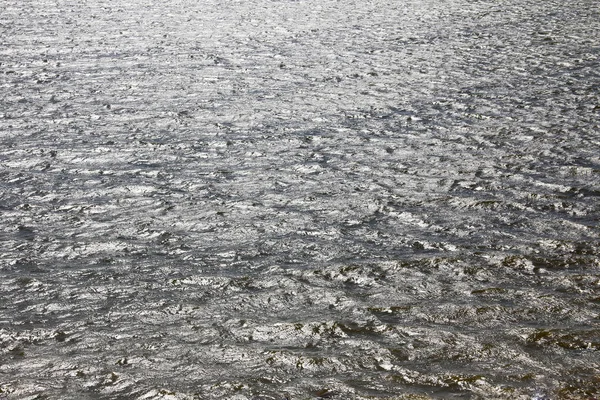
[1,0,599,398]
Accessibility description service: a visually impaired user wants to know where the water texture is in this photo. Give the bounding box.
[1,0,599,398]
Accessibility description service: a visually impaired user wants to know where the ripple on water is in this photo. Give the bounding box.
[1,0,599,398]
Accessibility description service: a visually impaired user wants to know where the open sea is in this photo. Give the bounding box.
[1,0,599,398]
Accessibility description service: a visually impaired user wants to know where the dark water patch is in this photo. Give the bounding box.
[526,328,600,351]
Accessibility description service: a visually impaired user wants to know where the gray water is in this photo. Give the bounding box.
[1,0,599,399]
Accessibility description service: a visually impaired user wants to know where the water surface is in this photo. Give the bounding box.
[1,0,599,398]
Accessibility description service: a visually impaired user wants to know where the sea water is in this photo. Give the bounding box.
[1,0,599,398]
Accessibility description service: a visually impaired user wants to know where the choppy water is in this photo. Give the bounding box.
[1,0,599,399]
